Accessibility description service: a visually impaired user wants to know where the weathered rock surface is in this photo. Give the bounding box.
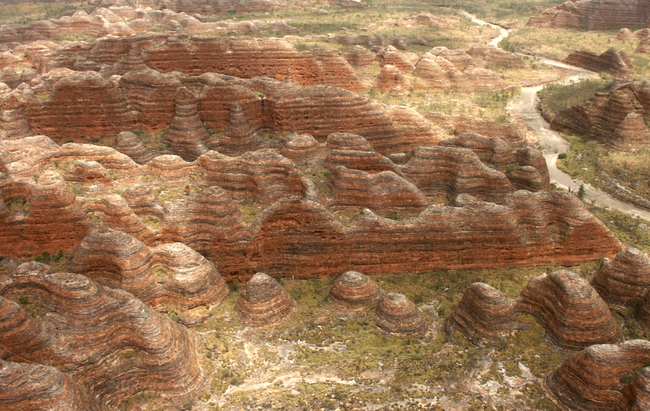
[591,247,650,306]
[375,292,426,334]
[236,272,295,326]
[516,270,620,349]
[0,263,203,409]
[163,87,209,161]
[448,282,518,343]
[246,192,621,278]
[564,49,634,78]
[546,340,650,411]
[329,270,380,311]
[279,133,320,163]
[398,146,514,203]
[551,81,650,150]
[70,228,229,310]
[329,165,428,213]
[529,0,650,29]
[0,359,102,411]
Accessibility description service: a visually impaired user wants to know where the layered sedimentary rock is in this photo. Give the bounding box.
[0,360,101,411]
[25,71,137,142]
[448,282,518,342]
[439,133,549,191]
[216,103,260,156]
[631,367,650,411]
[70,228,229,310]
[119,69,182,130]
[196,149,307,204]
[551,81,650,150]
[516,270,620,349]
[324,133,399,174]
[246,191,621,278]
[163,87,209,161]
[467,45,527,69]
[146,37,362,91]
[114,131,156,164]
[375,292,426,334]
[279,133,320,163]
[160,186,252,276]
[529,0,650,29]
[344,45,376,67]
[564,49,634,78]
[376,64,407,94]
[329,166,428,213]
[0,93,33,140]
[0,263,203,408]
[546,340,650,411]
[591,247,650,306]
[0,166,89,258]
[398,146,514,203]
[329,270,380,311]
[236,272,296,326]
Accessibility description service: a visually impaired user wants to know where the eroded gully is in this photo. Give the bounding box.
[461,10,650,220]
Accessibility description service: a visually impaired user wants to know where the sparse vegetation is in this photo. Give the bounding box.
[538,79,610,121]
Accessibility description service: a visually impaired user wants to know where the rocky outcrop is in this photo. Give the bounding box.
[146,37,362,91]
[467,45,527,69]
[439,133,550,191]
[69,228,229,310]
[591,247,650,306]
[564,49,634,78]
[25,71,137,142]
[163,87,209,161]
[0,360,102,411]
[448,282,518,343]
[0,263,203,409]
[236,272,295,326]
[376,64,407,94]
[528,0,650,30]
[375,292,426,334]
[398,146,514,203]
[279,133,320,163]
[546,340,650,411]
[215,103,260,156]
[551,81,650,150]
[328,270,380,311]
[517,270,620,349]
[246,192,621,278]
[344,45,376,67]
[114,131,156,164]
[197,149,307,204]
[329,165,428,213]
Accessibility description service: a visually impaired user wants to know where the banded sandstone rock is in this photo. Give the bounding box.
[279,133,320,163]
[375,293,426,334]
[448,282,518,343]
[236,272,296,326]
[551,81,650,150]
[592,247,650,306]
[0,360,101,411]
[70,228,229,310]
[163,87,209,161]
[516,270,620,349]
[546,340,650,411]
[0,264,203,408]
[564,49,634,78]
[329,271,380,311]
[529,0,650,29]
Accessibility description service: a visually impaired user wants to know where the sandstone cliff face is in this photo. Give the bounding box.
[529,0,650,30]
[25,71,137,142]
[546,340,650,411]
[0,262,203,409]
[564,49,634,78]
[70,228,229,310]
[236,272,296,326]
[592,247,650,306]
[375,292,426,334]
[551,81,650,150]
[448,282,518,343]
[0,359,102,411]
[517,270,620,349]
[245,192,621,278]
[329,270,380,311]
